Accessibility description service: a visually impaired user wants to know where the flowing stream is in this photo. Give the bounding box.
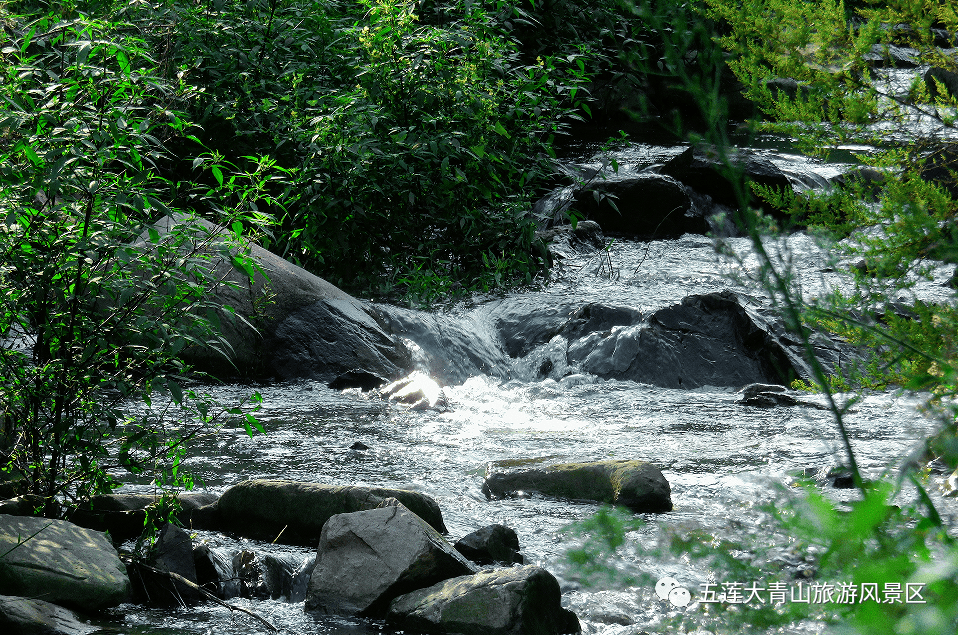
[101,138,957,635]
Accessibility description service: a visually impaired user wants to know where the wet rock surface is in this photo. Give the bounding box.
[130,523,205,606]
[305,504,476,617]
[66,491,217,542]
[454,525,524,566]
[387,565,580,635]
[482,459,672,513]
[203,480,446,545]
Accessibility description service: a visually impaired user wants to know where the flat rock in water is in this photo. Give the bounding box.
[305,504,477,617]
[387,565,580,635]
[660,146,793,218]
[0,594,97,635]
[206,480,446,546]
[0,515,131,611]
[482,460,672,513]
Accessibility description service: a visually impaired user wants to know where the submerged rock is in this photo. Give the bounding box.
[203,480,447,546]
[482,460,672,513]
[305,504,476,617]
[387,565,580,635]
[0,595,97,635]
[0,515,131,611]
[454,525,524,566]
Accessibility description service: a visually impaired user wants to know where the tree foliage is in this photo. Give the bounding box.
[0,3,266,515]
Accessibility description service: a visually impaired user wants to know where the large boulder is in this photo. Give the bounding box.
[0,515,131,611]
[569,291,807,388]
[152,215,409,381]
[387,565,580,635]
[482,460,672,513]
[305,504,477,617]
[0,595,97,635]
[571,173,712,238]
[203,480,446,546]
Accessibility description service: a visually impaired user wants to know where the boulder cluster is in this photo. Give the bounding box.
[0,464,672,634]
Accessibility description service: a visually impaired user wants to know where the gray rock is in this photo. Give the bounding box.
[66,491,218,542]
[660,146,793,220]
[131,523,204,606]
[207,480,446,546]
[192,544,240,599]
[454,525,524,566]
[0,515,131,611]
[482,460,672,513]
[151,215,409,381]
[571,291,806,388]
[305,504,477,617]
[863,44,918,68]
[738,383,788,399]
[387,565,580,635]
[0,595,96,635]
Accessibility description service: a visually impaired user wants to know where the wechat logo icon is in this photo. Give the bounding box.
[655,577,692,608]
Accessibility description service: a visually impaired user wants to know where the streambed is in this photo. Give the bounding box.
[102,141,957,635]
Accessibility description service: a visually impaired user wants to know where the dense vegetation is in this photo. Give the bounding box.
[2,0,958,632]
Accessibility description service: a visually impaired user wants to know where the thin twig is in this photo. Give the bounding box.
[135,563,280,632]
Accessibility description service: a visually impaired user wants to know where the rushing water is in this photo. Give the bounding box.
[100,141,958,635]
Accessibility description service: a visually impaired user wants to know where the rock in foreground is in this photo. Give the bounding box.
[0,595,97,635]
[482,460,672,513]
[0,515,131,611]
[205,480,446,545]
[305,504,476,617]
[387,565,580,635]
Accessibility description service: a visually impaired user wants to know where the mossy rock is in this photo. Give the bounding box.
[481,460,672,513]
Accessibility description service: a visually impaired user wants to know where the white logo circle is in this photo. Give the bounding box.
[655,577,691,607]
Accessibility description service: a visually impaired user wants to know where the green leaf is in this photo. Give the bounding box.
[211,165,224,187]
[116,50,130,76]
[493,122,511,138]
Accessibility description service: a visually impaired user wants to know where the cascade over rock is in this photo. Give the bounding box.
[152,215,410,382]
